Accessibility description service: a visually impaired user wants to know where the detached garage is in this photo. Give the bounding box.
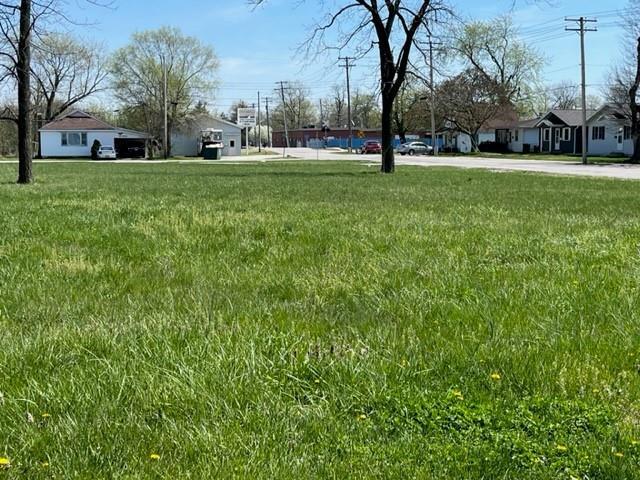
[40,110,150,159]
[172,115,242,157]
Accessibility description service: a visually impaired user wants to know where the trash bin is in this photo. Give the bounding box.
[523,143,531,153]
[203,146,222,160]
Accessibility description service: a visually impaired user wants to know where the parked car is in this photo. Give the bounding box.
[360,140,382,154]
[127,146,146,158]
[97,146,117,160]
[397,142,433,156]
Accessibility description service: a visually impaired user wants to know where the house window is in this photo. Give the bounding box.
[591,126,605,141]
[562,128,571,142]
[544,128,550,142]
[515,129,519,142]
[230,140,235,148]
[61,132,88,147]
[624,125,631,140]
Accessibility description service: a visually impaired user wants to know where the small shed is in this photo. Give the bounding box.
[172,115,242,157]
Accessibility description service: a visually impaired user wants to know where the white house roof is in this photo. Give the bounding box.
[113,128,152,139]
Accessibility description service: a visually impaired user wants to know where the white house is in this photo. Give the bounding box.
[172,115,242,157]
[40,110,149,158]
[506,118,541,153]
[587,104,634,156]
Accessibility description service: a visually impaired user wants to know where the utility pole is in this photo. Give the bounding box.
[163,60,168,159]
[278,81,290,155]
[252,102,257,152]
[566,16,597,165]
[339,57,355,153]
[264,97,272,149]
[257,92,262,153]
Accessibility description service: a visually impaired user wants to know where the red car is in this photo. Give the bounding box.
[360,140,382,154]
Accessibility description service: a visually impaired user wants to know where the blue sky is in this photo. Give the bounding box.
[78,0,629,113]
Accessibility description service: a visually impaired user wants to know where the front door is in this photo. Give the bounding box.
[554,128,561,151]
[617,133,624,152]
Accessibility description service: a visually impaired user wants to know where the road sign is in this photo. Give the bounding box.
[237,108,257,128]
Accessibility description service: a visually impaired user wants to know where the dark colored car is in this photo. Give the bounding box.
[360,140,382,154]
[127,146,146,158]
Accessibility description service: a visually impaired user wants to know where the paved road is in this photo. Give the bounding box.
[281,148,640,181]
[3,149,640,180]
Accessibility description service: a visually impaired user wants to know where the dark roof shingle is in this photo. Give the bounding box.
[40,110,115,131]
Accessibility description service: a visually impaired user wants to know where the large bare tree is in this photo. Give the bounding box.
[0,0,33,183]
[252,0,446,173]
[0,0,111,184]
[549,81,579,110]
[32,33,108,121]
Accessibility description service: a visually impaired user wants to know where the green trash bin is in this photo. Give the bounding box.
[203,146,222,160]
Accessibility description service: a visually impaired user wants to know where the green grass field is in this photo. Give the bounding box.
[1,161,639,479]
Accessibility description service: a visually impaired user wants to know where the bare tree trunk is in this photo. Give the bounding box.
[470,132,480,153]
[381,95,395,173]
[17,0,33,184]
[630,37,640,164]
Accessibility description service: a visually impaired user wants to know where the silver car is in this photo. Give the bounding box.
[397,142,433,156]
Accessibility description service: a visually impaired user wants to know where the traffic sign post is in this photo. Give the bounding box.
[237,108,257,156]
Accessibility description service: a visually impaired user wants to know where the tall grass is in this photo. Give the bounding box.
[0,162,639,478]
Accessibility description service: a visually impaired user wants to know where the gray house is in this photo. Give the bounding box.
[587,104,634,156]
[506,106,632,156]
[172,115,242,157]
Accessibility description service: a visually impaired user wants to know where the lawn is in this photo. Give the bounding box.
[0,161,639,479]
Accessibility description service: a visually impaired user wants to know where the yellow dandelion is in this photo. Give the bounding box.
[357,414,367,421]
[614,452,624,458]
[490,372,502,381]
[452,390,464,400]
[632,440,640,446]
[592,389,600,394]
[556,445,568,452]
[0,457,10,467]
[41,462,49,468]
[314,379,321,384]
[41,413,51,419]
[149,453,161,461]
